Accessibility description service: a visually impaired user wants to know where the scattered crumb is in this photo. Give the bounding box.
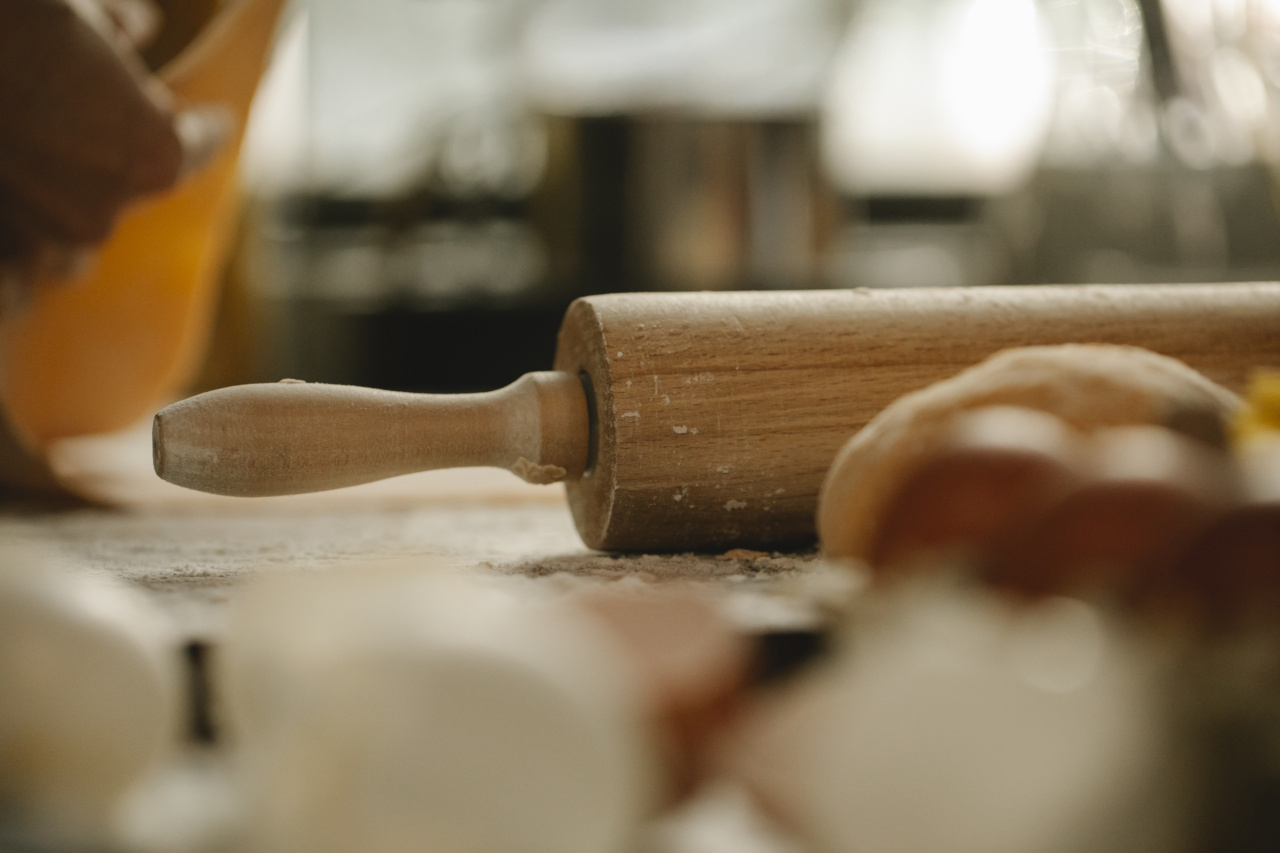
[621,411,640,419]
[511,457,567,485]
[673,425,689,434]
[501,550,821,584]
[717,548,769,561]
[724,499,748,511]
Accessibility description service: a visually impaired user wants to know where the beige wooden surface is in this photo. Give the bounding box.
[15,416,829,642]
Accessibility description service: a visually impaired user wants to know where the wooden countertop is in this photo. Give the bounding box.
[8,416,832,640]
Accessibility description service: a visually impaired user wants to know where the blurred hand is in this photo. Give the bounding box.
[0,0,229,297]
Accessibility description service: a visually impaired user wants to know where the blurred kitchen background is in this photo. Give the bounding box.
[203,0,1280,394]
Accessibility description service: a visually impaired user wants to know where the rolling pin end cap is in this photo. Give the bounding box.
[151,413,165,479]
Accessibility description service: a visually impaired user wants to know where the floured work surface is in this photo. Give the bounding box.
[2,420,833,853]
[6,419,833,640]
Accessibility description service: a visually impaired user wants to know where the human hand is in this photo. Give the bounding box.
[0,0,229,298]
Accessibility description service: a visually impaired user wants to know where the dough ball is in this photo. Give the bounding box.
[818,345,1240,562]
[0,542,178,843]
[221,566,660,853]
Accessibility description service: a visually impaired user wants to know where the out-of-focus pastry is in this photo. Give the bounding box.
[0,540,179,846]
[819,345,1239,564]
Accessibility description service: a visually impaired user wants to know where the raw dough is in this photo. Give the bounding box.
[818,345,1240,561]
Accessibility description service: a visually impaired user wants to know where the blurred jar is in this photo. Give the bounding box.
[819,0,1055,290]
[822,0,1056,197]
[520,0,844,292]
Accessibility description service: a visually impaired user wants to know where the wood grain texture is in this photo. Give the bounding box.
[554,283,1280,551]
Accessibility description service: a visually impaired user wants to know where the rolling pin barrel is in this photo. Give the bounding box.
[154,284,1280,552]
[554,283,1280,550]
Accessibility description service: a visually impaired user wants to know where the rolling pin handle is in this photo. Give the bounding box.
[152,371,590,496]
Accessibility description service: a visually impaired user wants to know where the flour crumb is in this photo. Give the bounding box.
[672,425,689,434]
[724,499,747,511]
[621,411,640,419]
[511,457,567,485]
[717,548,768,561]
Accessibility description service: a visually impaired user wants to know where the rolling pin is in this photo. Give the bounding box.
[154,284,1280,551]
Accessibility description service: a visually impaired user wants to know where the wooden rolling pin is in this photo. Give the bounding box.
[154,284,1280,551]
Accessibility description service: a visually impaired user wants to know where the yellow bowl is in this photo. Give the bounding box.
[0,0,288,449]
